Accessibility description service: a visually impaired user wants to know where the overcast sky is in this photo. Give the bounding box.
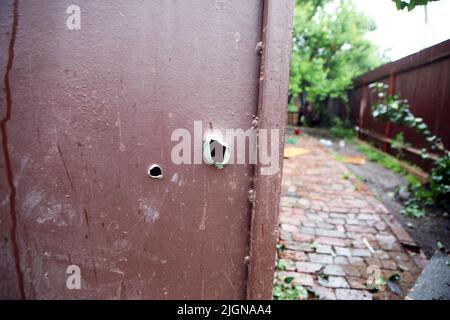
[353,0,450,61]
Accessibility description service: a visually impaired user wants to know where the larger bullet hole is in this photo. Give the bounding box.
[203,134,231,169]
[147,164,163,179]
[210,140,227,163]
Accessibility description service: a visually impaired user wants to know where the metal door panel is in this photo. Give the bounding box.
[1,0,263,299]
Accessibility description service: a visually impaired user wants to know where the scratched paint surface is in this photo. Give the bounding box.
[0,1,262,299]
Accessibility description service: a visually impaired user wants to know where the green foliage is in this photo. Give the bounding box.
[402,178,433,218]
[330,117,355,140]
[402,153,450,216]
[391,133,410,158]
[275,259,286,272]
[370,83,450,216]
[370,83,445,156]
[356,143,409,176]
[393,0,440,11]
[288,103,298,112]
[429,154,450,210]
[402,202,426,218]
[289,0,384,107]
[273,277,309,300]
[273,242,309,300]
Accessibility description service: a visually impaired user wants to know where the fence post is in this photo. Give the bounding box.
[383,74,396,152]
[359,81,369,138]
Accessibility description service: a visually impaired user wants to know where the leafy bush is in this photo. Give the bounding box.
[356,142,430,218]
[356,143,412,176]
[370,83,449,216]
[393,0,441,11]
[402,201,427,218]
[370,83,445,155]
[330,117,355,140]
[429,154,450,210]
[391,133,410,158]
[288,103,298,113]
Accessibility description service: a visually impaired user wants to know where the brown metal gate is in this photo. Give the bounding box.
[0,1,293,299]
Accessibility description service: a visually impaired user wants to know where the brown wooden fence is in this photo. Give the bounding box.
[347,39,450,171]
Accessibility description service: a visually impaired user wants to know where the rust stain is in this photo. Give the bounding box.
[0,0,25,300]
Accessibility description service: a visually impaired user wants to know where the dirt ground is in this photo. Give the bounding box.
[292,127,450,258]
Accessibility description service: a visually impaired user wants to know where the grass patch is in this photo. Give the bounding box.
[355,142,420,185]
[355,141,431,218]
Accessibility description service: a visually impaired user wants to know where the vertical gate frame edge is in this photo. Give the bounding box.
[245,0,294,300]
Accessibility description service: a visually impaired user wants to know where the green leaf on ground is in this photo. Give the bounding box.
[284,276,295,284]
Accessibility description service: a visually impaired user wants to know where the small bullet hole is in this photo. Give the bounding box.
[148,164,163,179]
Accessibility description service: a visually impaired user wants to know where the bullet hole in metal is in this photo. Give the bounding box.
[203,134,231,169]
[147,164,163,179]
[210,140,227,163]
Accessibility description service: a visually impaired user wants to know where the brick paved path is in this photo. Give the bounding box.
[276,135,426,300]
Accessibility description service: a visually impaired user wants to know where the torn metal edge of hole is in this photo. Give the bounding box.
[147,164,163,179]
[203,133,231,169]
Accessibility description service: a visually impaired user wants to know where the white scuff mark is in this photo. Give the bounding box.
[230,255,236,272]
[144,208,159,224]
[171,172,185,186]
[36,202,75,226]
[116,97,126,152]
[22,190,43,215]
[113,239,130,253]
[219,270,236,290]
[229,180,237,190]
[235,32,240,49]
[20,154,31,172]
[363,237,375,254]
[139,200,160,224]
[15,154,31,185]
[199,202,207,230]
[111,267,124,276]
[67,207,77,222]
[36,203,61,224]
[199,178,209,230]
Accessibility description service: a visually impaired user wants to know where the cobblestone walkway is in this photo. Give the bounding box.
[276,135,426,300]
